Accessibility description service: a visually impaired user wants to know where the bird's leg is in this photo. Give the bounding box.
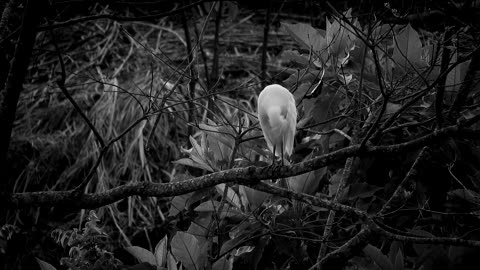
[278,143,289,188]
[281,144,284,166]
[272,145,276,165]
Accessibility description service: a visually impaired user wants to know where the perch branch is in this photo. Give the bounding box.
[2,124,479,209]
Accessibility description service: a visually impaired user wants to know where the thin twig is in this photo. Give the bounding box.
[49,26,106,148]
[181,6,197,141]
[37,0,206,31]
[378,146,430,216]
[316,156,355,269]
[260,0,272,88]
[311,226,374,270]
[358,45,388,150]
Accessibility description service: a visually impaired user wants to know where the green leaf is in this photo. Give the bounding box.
[36,258,57,270]
[125,246,156,265]
[155,235,168,267]
[288,168,326,195]
[173,135,215,172]
[251,235,270,269]
[445,49,471,102]
[241,185,270,210]
[393,249,404,270]
[216,184,244,209]
[385,102,402,117]
[212,256,234,270]
[388,241,402,264]
[281,22,326,53]
[167,251,178,270]
[169,193,192,217]
[392,24,424,72]
[363,244,394,270]
[235,246,255,256]
[282,50,311,66]
[371,24,394,42]
[342,183,383,201]
[187,214,213,240]
[172,158,214,172]
[325,8,360,65]
[448,189,480,205]
[171,232,205,270]
[194,200,221,212]
[199,122,235,168]
[408,229,435,255]
[195,199,243,218]
[302,85,342,129]
[329,171,343,197]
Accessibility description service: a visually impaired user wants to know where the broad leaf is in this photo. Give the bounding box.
[212,256,234,270]
[241,185,270,210]
[36,258,57,270]
[187,214,213,240]
[173,136,215,172]
[342,183,383,201]
[388,241,402,264]
[167,251,178,270]
[448,189,480,205]
[171,232,205,270]
[392,24,424,73]
[169,193,192,217]
[445,49,470,102]
[172,158,213,172]
[216,184,244,209]
[393,249,404,270]
[288,168,326,195]
[125,246,156,265]
[235,246,255,256]
[281,22,326,53]
[155,235,168,267]
[303,85,342,129]
[282,50,311,66]
[194,200,221,212]
[325,8,360,66]
[371,24,394,42]
[329,171,343,197]
[409,229,435,255]
[199,122,235,170]
[363,244,394,270]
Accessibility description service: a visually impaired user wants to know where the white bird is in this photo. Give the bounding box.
[257,84,297,164]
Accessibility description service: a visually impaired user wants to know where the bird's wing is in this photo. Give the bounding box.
[283,96,298,156]
[258,107,275,153]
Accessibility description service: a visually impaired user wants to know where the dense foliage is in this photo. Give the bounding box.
[1,1,480,270]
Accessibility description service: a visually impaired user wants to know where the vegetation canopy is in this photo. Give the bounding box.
[1,1,480,269]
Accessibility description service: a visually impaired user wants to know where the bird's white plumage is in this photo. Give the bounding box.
[257,84,297,159]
